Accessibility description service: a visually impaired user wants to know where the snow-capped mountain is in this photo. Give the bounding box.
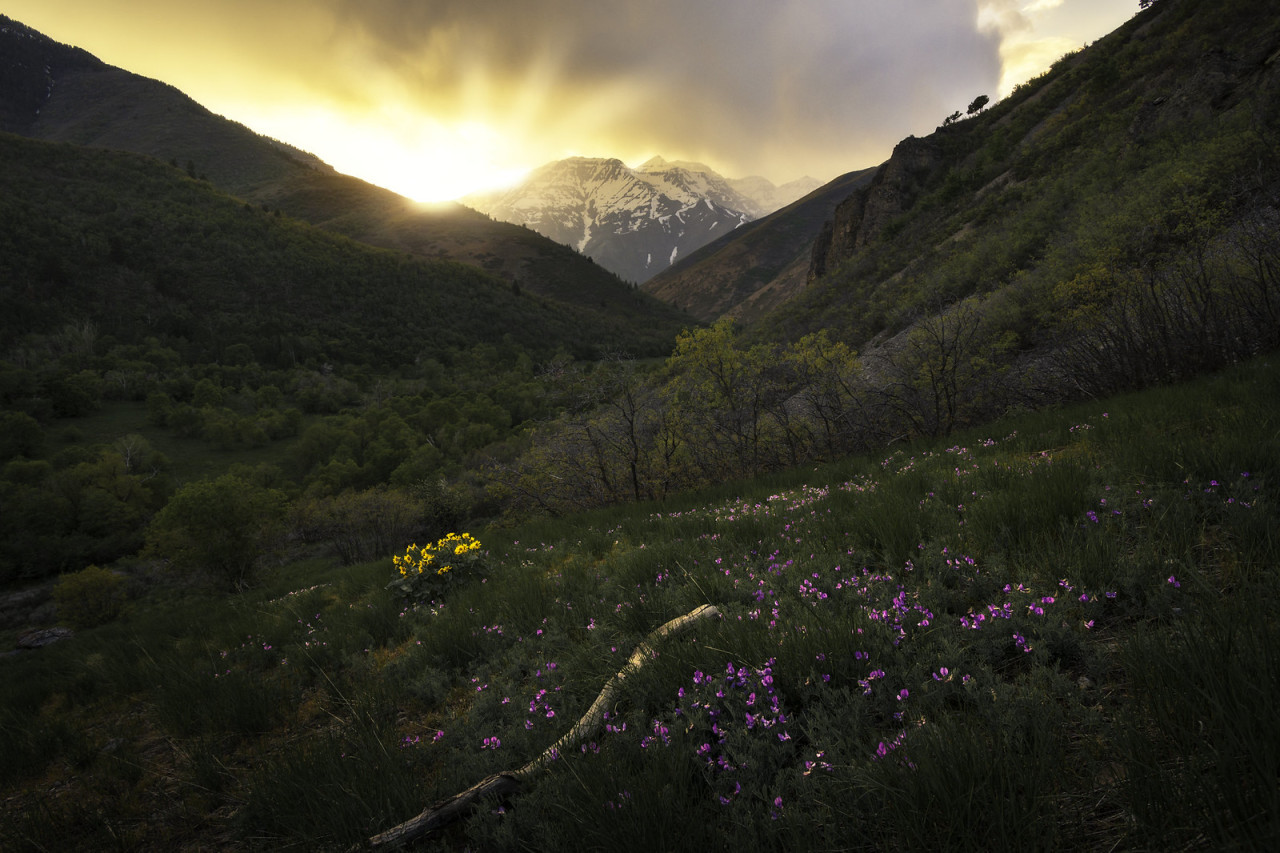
[463,156,818,284]
[727,173,825,218]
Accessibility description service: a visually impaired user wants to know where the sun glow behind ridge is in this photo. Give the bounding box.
[5,0,1139,203]
[220,47,646,202]
[235,102,533,202]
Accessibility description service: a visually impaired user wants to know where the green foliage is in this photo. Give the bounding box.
[143,474,287,587]
[290,487,423,565]
[1120,607,1280,850]
[409,475,471,536]
[0,133,679,370]
[48,369,103,417]
[765,0,1280,393]
[504,307,1026,515]
[386,532,485,605]
[0,357,1277,850]
[52,564,127,629]
[0,411,44,461]
[875,296,1019,438]
[0,438,172,582]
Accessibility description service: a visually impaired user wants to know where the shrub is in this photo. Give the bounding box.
[386,532,484,604]
[0,411,44,461]
[290,488,423,565]
[53,565,127,629]
[144,474,288,588]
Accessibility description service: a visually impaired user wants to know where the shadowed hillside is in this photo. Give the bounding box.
[0,132,658,364]
[0,15,692,349]
[641,167,876,322]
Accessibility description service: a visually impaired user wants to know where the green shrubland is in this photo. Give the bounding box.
[1,357,1276,850]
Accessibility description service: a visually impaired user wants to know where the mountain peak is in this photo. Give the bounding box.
[465,154,830,283]
[636,155,718,176]
[466,155,761,282]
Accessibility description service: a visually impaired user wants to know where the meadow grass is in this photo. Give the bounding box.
[2,357,1277,850]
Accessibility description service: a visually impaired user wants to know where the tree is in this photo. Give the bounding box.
[144,474,287,588]
[0,411,44,461]
[578,354,665,503]
[967,95,990,116]
[661,318,792,481]
[785,331,869,458]
[877,297,1013,438]
[290,487,422,565]
[48,370,103,417]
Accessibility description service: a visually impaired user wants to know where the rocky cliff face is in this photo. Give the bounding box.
[808,136,945,281]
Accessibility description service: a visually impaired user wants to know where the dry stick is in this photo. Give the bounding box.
[366,604,722,850]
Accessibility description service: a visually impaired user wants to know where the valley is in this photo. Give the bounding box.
[2,0,1279,849]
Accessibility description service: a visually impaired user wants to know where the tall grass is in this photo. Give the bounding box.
[1,358,1276,851]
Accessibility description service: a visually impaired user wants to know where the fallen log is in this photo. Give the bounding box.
[366,603,721,850]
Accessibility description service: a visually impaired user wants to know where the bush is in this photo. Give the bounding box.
[0,411,44,461]
[53,565,127,629]
[144,474,288,588]
[386,532,485,604]
[290,488,423,565]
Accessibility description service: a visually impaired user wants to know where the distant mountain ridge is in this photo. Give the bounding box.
[464,155,819,284]
[0,14,691,350]
[635,156,821,219]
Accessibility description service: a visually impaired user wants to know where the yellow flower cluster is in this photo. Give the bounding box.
[393,533,482,578]
[444,531,483,556]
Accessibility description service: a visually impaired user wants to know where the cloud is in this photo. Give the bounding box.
[11,0,1029,192]
[978,0,1117,97]
[1023,0,1066,12]
[240,0,1007,181]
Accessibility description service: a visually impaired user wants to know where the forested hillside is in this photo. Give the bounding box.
[773,0,1280,351]
[0,134,667,366]
[0,132,676,582]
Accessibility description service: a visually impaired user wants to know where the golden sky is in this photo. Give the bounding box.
[6,0,1136,201]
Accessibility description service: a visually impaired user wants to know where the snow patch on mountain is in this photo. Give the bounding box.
[462,155,817,284]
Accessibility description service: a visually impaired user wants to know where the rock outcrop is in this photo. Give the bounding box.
[808,136,945,281]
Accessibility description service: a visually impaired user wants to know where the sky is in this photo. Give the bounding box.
[7,0,1137,202]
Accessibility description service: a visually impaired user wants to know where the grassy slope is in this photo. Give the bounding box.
[759,0,1280,349]
[3,355,1276,851]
